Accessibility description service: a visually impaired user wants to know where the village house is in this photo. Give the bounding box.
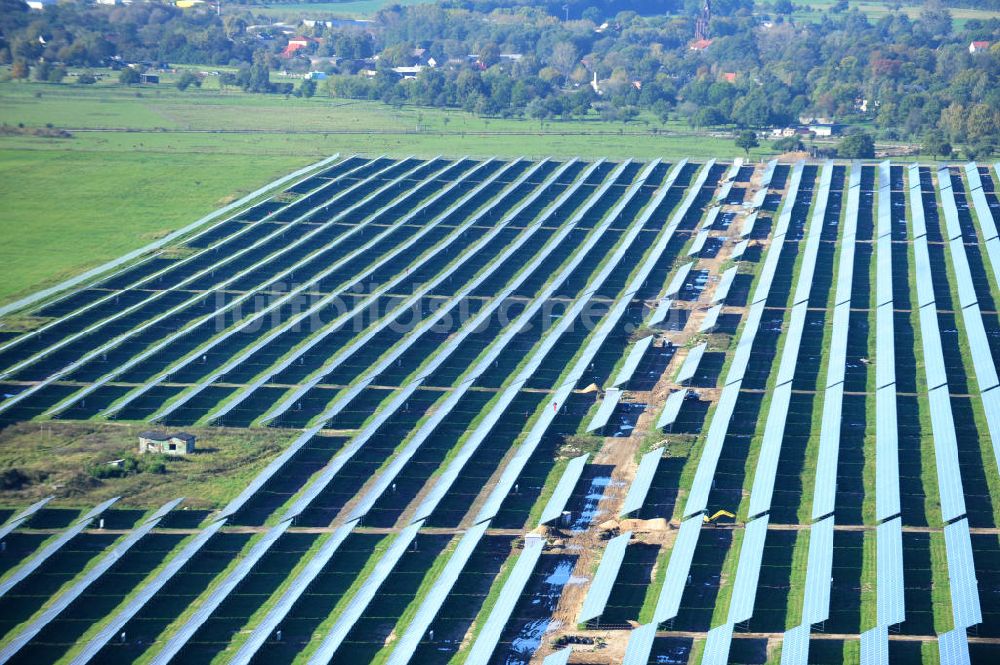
[139,431,196,456]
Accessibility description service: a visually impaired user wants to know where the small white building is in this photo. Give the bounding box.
[139,431,196,456]
[970,41,991,54]
[809,124,837,137]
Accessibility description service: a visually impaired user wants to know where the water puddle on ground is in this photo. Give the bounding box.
[571,476,611,531]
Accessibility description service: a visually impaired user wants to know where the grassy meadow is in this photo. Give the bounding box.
[779,1,1000,27]
[0,79,773,306]
[0,421,297,509]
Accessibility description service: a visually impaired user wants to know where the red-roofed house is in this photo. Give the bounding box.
[282,36,313,58]
[723,72,737,83]
[690,38,713,51]
[970,41,991,54]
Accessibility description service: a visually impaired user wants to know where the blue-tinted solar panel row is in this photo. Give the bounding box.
[741,211,758,237]
[716,159,743,201]
[938,166,965,241]
[348,386,471,523]
[748,382,792,517]
[963,164,1000,316]
[653,515,703,622]
[704,205,722,229]
[263,159,629,427]
[282,383,424,521]
[914,238,935,308]
[712,267,737,304]
[476,381,576,523]
[802,516,834,624]
[688,228,710,256]
[727,515,770,623]
[240,160,539,421]
[875,382,901,521]
[775,301,809,386]
[825,302,851,389]
[307,158,654,522]
[780,624,810,665]
[685,382,741,516]
[812,382,844,519]
[877,160,893,238]
[759,159,778,189]
[919,306,949,391]
[699,304,722,332]
[951,238,981,309]
[5,150,370,390]
[232,520,357,665]
[89,158,442,419]
[13,156,457,416]
[675,342,707,385]
[876,517,905,626]
[926,386,967,521]
[938,627,972,665]
[0,496,119,598]
[791,161,834,305]
[622,622,657,665]
[213,158,573,423]
[833,163,862,306]
[814,164,861,526]
[578,531,632,623]
[219,426,323,519]
[0,496,51,542]
[910,164,928,239]
[613,336,655,387]
[657,388,689,431]
[731,238,749,259]
[664,262,694,298]
[413,381,525,523]
[860,625,889,665]
[467,162,714,505]
[702,622,735,665]
[150,158,528,422]
[0,500,176,662]
[725,301,766,387]
[874,172,900,525]
[539,454,591,525]
[648,298,673,327]
[875,234,894,307]
[944,518,982,629]
[464,535,545,664]
[151,519,292,665]
[980,388,1000,474]
[749,162,804,307]
[308,520,424,665]
[305,164,617,478]
[69,519,226,665]
[932,169,1000,481]
[621,448,663,516]
[587,388,622,432]
[385,521,490,665]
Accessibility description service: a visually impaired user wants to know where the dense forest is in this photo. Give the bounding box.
[1,0,998,155]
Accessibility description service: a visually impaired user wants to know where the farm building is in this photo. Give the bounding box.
[138,430,195,455]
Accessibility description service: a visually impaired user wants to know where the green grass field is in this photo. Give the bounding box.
[780,1,1000,27]
[0,421,295,508]
[240,0,434,19]
[0,80,779,306]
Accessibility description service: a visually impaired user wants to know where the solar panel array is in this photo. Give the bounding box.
[0,157,998,664]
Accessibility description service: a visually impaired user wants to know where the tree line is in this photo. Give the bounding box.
[1,0,998,155]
